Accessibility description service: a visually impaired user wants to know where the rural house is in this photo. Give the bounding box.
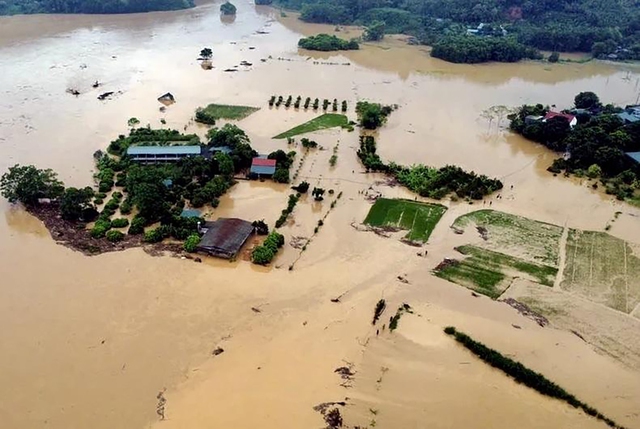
[250,157,276,178]
[126,145,203,163]
[196,218,255,259]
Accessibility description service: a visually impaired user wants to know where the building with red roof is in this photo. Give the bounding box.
[543,111,577,127]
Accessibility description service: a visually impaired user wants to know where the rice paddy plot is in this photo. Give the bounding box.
[364,198,447,242]
[273,114,348,139]
[434,245,558,299]
[562,229,640,314]
[453,210,562,267]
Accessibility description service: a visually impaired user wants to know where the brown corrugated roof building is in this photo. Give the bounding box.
[196,218,254,259]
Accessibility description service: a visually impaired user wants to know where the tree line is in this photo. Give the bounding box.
[272,0,640,62]
[0,0,194,15]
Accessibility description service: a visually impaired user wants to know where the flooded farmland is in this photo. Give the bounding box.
[1,2,640,429]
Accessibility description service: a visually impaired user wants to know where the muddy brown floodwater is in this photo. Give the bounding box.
[2,2,640,429]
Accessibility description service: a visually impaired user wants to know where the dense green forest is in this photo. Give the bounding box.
[298,33,359,51]
[509,92,640,203]
[0,0,194,15]
[431,35,540,63]
[275,0,640,62]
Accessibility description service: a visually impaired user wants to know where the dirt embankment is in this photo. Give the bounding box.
[27,203,183,257]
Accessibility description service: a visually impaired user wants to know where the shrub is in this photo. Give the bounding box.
[106,230,125,242]
[128,216,146,235]
[183,234,201,252]
[144,228,165,243]
[90,225,108,238]
[94,198,104,205]
[120,198,133,215]
[111,218,130,228]
[252,245,275,265]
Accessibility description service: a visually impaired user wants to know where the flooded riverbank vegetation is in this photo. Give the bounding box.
[0,0,194,15]
[509,92,640,205]
[276,0,640,62]
[298,33,359,51]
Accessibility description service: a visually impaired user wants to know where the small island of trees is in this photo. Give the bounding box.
[298,34,359,51]
[509,92,640,203]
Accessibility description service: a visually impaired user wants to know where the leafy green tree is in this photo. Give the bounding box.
[0,164,64,206]
[251,245,275,265]
[363,20,385,41]
[273,168,290,183]
[220,1,236,15]
[587,164,602,178]
[215,152,235,177]
[200,48,213,59]
[60,187,96,221]
[183,234,201,252]
[127,117,140,127]
[574,92,601,110]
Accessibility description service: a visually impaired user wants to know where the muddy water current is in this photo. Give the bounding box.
[2,2,640,429]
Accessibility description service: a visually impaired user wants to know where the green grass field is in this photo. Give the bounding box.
[197,103,260,120]
[435,245,558,299]
[273,114,348,139]
[562,230,640,314]
[364,198,447,242]
[453,210,562,267]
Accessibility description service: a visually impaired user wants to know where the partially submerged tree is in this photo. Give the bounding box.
[60,187,97,221]
[0,164,64,206]
[200,47,213,59]
[312,187,325,201]
[220,1,236,15]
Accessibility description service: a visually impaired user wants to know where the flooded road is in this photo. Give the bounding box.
[2,2,640,429]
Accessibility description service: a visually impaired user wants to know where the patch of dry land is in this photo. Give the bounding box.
[2,4,640,429]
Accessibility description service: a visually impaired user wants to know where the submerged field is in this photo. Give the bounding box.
[273,113,348,139]
[197,103,260,120]
[562,230,640,315]
[453,210,562,267]
[435,245,557,299]
[364,198,446,242]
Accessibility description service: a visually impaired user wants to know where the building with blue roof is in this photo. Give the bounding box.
[126,145,203,163]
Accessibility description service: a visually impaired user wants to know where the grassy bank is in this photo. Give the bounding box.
[434,245,557,298]
[364,198,447,242]
[274,114,348,139]
[444,327,625,429]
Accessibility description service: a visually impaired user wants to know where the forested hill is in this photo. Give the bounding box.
[275,0,640,57]
[0,0,195,15]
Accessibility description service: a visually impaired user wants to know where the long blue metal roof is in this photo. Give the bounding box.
[127,145,202,155]
[250,165,276,175]
[626,152,640,164]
